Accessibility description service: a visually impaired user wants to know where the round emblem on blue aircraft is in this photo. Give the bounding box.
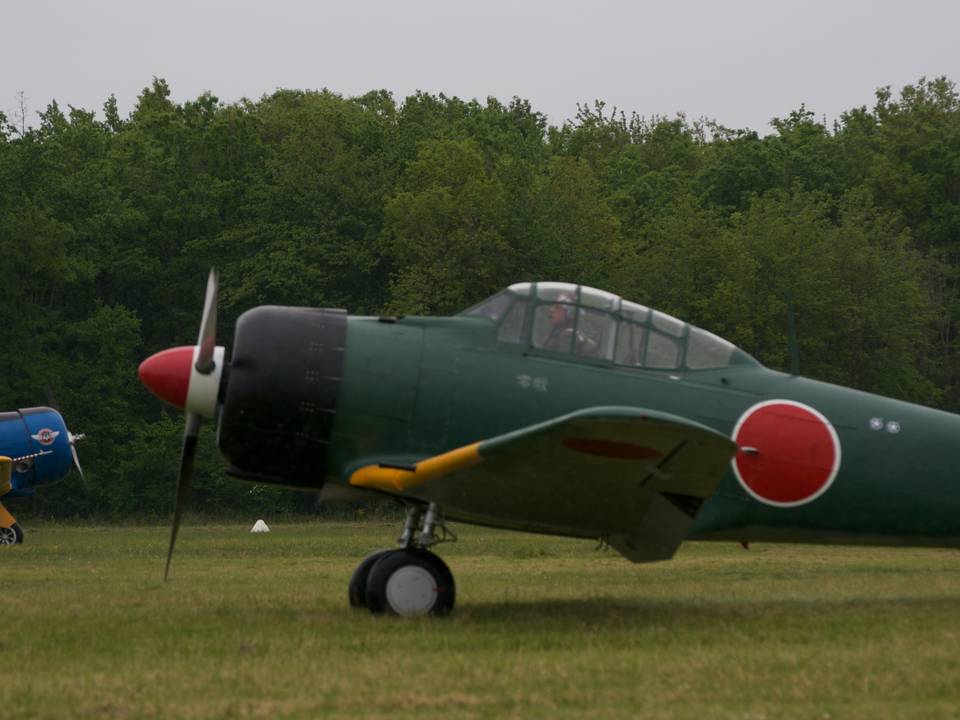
[31,428,60,446]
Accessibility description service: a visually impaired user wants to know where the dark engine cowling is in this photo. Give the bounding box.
[217,306,346,488]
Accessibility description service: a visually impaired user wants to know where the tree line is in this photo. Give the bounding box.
[2,76,959,518]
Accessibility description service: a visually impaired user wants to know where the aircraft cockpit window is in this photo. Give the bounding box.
[536,282,578,302]
[686,327,735,369]
[466,282,752,369]
[464,291,512,322]
[615,322,647,366]
[645,331,682,369]
[579,287,619,313]
[651,311,684,337]
[575,307,616,360]
[497,301,529,344]
[532,300,576,353]
[619,300,650,323]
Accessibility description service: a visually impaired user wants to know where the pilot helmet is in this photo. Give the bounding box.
[552,293,575,321]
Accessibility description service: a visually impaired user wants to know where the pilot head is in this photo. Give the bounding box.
[550,293,575,326]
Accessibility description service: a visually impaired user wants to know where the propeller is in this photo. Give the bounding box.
[165,269,218,580]
[138,269,225,580]
[44,387,86,479]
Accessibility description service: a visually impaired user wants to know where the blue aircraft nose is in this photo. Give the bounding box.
[0,408,75,492]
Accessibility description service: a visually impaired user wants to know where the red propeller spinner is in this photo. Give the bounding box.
[138,345,224,417]
[138,270,225,419]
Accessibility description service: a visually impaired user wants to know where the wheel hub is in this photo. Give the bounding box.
[385,565,438,616]
[0,527,16,546]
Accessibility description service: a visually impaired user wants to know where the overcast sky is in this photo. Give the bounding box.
[4,0,958,134]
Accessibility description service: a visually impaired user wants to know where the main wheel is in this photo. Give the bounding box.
[365,548,455,617]
[348,549,395,608]
[0,523,22,546]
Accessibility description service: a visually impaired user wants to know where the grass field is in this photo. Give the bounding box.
[4,521,960,719]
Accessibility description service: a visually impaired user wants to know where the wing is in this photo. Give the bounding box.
[0,456,11,495]
[0,456,15,530]
[349,406,736,563]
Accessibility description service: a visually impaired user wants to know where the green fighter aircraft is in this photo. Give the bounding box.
[138,271,960,616]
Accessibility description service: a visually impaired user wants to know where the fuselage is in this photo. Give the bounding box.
[326,315,960,548]
[0,407,74,497]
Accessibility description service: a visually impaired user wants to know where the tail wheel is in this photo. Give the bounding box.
[365,548,455,617]
[348,549,394,608]
[0,523,22,546]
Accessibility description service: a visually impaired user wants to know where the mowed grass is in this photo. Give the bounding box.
[4,522,960,720]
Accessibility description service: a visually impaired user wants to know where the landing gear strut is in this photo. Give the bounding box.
[349,502,456,616]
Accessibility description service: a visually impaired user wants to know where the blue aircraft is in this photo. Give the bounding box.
[0,407,84,545]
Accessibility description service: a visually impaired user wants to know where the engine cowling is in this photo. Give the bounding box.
[217,306,347,488]
[0,407,72,494]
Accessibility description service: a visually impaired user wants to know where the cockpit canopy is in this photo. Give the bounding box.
[461,282,756,371]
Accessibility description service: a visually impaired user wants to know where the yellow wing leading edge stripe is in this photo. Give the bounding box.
[350,442,482,492]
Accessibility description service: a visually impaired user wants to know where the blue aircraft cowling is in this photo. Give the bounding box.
[0,407,72,496]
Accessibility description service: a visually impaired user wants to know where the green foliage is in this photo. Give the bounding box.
[620,192,758,347]
[2,76,958,517]
[524,156,622,287]
[383,138,513,314]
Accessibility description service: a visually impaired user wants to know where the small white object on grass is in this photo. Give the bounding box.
[250,519,270,533]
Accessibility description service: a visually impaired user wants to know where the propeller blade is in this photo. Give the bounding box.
[44,387,85,480]
[164,412,201,581]
[195,269,219,374]
[70,442,84,480]
[68,432,86,479]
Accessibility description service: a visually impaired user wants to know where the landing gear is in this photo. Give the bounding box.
[366,547,455,616]
[0,523,23,546]
[348,549,394,608]
[349,502,457,616]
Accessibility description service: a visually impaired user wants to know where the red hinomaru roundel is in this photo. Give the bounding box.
[731,400,842,507]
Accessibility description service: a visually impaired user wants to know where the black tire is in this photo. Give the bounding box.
[0,523,21,546]
[365,548,455,617]
[348,549,395,608]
